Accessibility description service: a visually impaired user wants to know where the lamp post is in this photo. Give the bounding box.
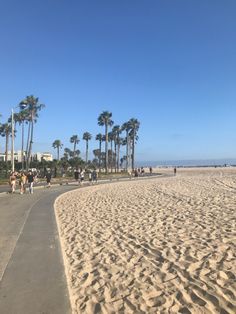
[11,102,27,173]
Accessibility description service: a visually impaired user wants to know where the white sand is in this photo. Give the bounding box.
[55,168,236,313]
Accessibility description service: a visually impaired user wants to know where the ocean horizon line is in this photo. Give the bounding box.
[136,158,236,167]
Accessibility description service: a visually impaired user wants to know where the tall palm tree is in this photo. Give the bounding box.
[52,140,63,161]
[98,111,114,173]
[95,133,103,172]
[0,123,11,168]
[83,132,92,163]
[13,109,30,170]
[108,131,117,172]
[112,125,121,172]
[70,135,79,157]
[122,121,132,171]
[128,118,140,170]
[20,95,45,170]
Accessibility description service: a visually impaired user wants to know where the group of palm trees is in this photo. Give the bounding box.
[52,111,140,173]
[1,97,140,174]
[0,95,44,172]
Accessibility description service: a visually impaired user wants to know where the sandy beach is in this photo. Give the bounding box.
[55,168,236,314]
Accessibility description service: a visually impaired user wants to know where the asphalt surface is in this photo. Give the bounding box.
[0,185,78,314]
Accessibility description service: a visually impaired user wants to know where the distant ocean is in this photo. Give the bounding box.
[136,159,236,168]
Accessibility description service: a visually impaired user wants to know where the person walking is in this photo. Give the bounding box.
[74,168,79,185]
[80,169,84,185]
[92,169,98,183]
[27,171,35,194]
[45,171,52,188]
[9,172,17,193]
[19,172,27,194]
[88,171,92,184]
[174,167,177,176]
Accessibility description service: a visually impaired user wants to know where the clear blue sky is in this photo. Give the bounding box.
[0,0,236,162]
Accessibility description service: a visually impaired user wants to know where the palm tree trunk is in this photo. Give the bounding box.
[25,122,31,170]
[5,133,9,176]
[57,147,60,160]
[73,142,76,157]
[21,122,24,170]
[110,140,113,172]
[132,136,135,170]
[99,141,101,173]
[105,124,108,173]
[27,114,34,170]
[86,141,88,163]
[126,131,129,171]
[114,142,117,173]
[117,142,120,172]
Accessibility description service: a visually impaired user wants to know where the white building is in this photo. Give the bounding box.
[0,151,53,162]
[34,152,53,162]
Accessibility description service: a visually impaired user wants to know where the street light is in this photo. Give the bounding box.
[11,102,27,173]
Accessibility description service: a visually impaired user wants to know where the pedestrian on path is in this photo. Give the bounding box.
[45,171,52,188]
[27,171,35,194]
[19,172,27,194]
[92,170,97,183]
[174,167,177,176]
[9,172,17,193]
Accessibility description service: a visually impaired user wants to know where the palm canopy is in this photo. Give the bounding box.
[52,140,63,149]
[96,133,103,142]
[20,95,45,115]
[0,123,11,137]
[97,111,114,127]
[83,132,92,141]
[128,118,140,136]
[70,135,79,144]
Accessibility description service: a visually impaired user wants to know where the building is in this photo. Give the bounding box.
[0,151,53,162]
[35,152,53,162]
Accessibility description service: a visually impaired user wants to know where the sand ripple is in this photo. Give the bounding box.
[55,168,236,314]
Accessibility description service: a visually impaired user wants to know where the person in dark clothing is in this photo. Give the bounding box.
[45,172,52,187]
[174,167,177,176]
[92,170,98,183]
[74,169,79,185]
[27,171,35,194]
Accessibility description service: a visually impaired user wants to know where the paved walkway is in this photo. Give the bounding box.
[0,185,77,314]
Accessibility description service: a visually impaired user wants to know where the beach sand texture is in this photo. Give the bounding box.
[55,168,236,314]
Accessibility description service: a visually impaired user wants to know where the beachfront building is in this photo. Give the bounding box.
[0,151,53,162]
[35,152,53,162]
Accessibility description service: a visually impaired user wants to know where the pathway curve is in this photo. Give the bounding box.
[0,185,77,314]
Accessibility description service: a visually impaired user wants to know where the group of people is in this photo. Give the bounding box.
[9,170,35,194]
[74,168,98,185]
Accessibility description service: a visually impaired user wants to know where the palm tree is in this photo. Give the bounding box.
[64,147,72,160]
[112,125,121,172]
[0,123,11,169]
[70,135,79,157]
[108,131,117,172]
[98,111,114,173]
[13,109,30,170]
[20,95,45,170]
[95,133,103,172]
[122,122,132,171]
[128,118,140,170]
[52,140,63,161]
[83,132,92,163]
[74,149,80,157]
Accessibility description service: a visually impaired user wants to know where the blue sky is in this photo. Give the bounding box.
[0,0,236,162]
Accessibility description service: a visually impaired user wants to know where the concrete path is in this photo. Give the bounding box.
[0,185,77,314]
